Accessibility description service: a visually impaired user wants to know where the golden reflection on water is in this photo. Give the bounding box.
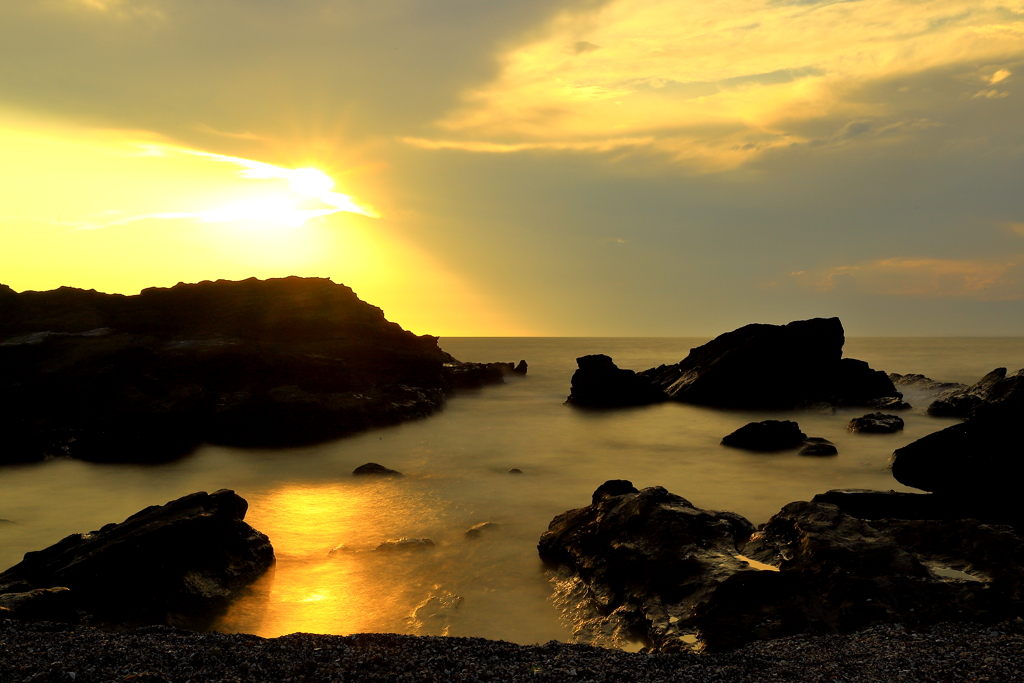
[216,480,442,637]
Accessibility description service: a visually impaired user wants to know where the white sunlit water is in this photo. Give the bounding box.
[0,337,1021,645]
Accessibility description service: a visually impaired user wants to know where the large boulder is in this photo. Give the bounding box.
[928,368,1024,418]
[848,413,904,433]
[538,482,757,650]
[539,485,1024,653]
[0,278,519,464]
[638,317,901,409]
[0,490,274,628]
[566,355,667,408]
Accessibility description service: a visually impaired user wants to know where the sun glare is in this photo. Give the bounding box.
[288,168,336,197]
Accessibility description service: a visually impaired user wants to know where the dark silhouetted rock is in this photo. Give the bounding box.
[721,420,807,451]
[0,587,77,623]
[465,522,501,539]
[0,278,520,464]
[508,468,523,474]
[0,490,274,628]
[444,360,522,389]
[566,355,667,408]
[890,406,1019,500]
[811,489,946,520]
[928,368,1024,418]
[848,412,905,433]
[538,484,756,651]
[373,538,435,552]
[513,360,528,375]
[352,462,402,476]
[640,317,901,409]
[590,479,640,504]
[800,439,838,456]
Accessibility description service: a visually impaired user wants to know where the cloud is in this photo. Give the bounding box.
[413,0,1024,170]
[791,256,1024,301]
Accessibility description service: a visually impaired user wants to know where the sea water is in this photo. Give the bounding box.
[0,337,1021,645]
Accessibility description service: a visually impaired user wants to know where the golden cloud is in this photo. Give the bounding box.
[791,255,1024,301]
[414,0,1024,169]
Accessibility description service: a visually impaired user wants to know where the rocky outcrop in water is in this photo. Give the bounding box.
[566,354,667,408]
[0,277,521,464]
[640,317,902,409]
[565,318,902,410]
[540,483,1024,652]
[0,489,274,628]
[927,367,1024,418]
[721,420,808,451]
[848,413,904,433]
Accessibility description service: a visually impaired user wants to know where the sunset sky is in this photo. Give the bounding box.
[2,0,1023,336]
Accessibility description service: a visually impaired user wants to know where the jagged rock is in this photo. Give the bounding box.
[0,490,273,628]
[721,421,807,452]
[889,373,966,394]
[540,487,1024,652]
[639,317,900,409]
[0,278,519,464]
[800,438,838,456]
[513,360,528,375]
[566,355,668,408]
[718,501,1024,651]
[444,360,524,389]
[848,413,905,433]
[465,522,501,539]
[538,482,756,651]
[0,587,77,623]
[928,368,1024,418]
[374,538,435,552]
[352,462,403,476]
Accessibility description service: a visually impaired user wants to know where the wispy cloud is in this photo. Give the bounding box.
[411,0,1024,169]
[791,255,1024,301]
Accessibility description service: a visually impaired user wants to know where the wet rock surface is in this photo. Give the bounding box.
[566,354,667,407]
[0,490,274,629]
[927,367,1024,418]
[847,412,905,433]
[0,277,521,464]
[640,317,901,409]
[540,484,1024,653]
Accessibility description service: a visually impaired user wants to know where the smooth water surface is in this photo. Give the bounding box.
[1,337,1021,645]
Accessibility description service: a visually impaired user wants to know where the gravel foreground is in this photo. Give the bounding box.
[2,619,1023,682]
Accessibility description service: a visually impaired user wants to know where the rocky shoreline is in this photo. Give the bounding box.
[2,618,1022,682]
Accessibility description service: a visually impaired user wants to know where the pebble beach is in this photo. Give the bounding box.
[2,619,1022,682]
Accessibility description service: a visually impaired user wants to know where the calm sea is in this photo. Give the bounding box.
[1,337,1022,646]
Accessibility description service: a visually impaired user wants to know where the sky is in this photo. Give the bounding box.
[2,0,1023,336]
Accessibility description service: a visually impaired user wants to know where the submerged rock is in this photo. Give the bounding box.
[0,489,274,628]
[799,438,838,456]
[374,538,435,552]
[721,420,808,452]
[566,354,667,408]
[848,412,905,433]
[353,462,403,476]
[464,522,501,539]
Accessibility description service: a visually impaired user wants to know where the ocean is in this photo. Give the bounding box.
[1,337,1022,647]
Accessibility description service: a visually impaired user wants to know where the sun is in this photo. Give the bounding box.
[287,168,336,197]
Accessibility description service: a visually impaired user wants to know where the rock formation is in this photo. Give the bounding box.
[0,277,522,464]
[0,489,274,628]
[721,420,807,451]
[927,367,1024,418]
[540,483,1024,652]
[566,354,667,408]
[848,413,905,433]
[565,318,903,410]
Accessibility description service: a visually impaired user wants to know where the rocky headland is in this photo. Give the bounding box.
[0,277,525,465]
